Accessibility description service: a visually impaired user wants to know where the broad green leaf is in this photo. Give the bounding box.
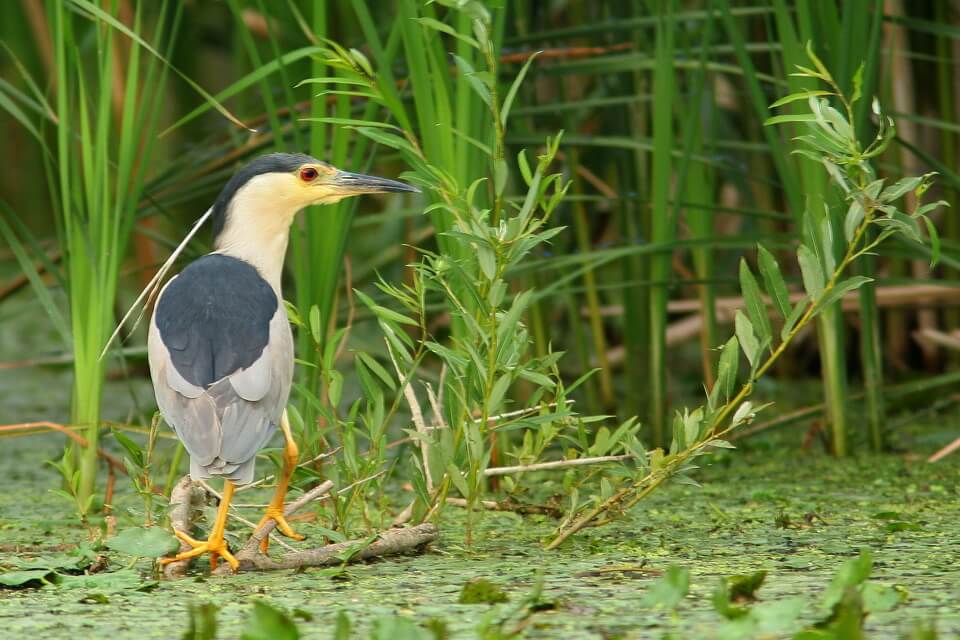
[241,601,300,640]
[0,569,55,588]
[106,527,179,558]
[880,176,923,202]
[796,245,825,299]
[739,259,772,348]
[757,246,791,320]
[822,551,873,610]
[874,212,922,243]
[56,569,154,592]
[642,565,690,609]
[861,583,906,613]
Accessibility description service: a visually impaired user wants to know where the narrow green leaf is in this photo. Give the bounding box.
[716,336,739,402]
[781,296,809,342]
[415,17,480,49]
[734,311,760,368]
[355,352,396,392]
[815,276,873,311]
[501,51,540,127]
[757,246,791,320]
[487,373,512,414]
[739,259,772,347]
[768,90,833,109]
[308,306,322,345]
[922,216,941,267]
[796,244,825,299]
[763,113,817,126]
[880,176,923,202]
[844,199,865,242]
[452,54,492,108]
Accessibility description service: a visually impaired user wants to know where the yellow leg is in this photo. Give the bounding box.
[161,479,239,572]
[255,410,305,553]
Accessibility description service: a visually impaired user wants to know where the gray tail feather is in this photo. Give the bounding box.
[190,456,256,485]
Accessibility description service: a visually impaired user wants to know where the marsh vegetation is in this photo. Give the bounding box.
[1,1,959,637]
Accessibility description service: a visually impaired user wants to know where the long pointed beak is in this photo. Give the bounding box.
[330,170,420,195]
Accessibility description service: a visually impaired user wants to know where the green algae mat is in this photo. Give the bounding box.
[1,433,958,639]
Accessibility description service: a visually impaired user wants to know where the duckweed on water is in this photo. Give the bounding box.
[2,429,959,638]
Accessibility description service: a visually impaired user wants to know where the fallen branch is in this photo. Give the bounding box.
[220,523,439,573]
[162,476,209,579]
[163,473,436,577]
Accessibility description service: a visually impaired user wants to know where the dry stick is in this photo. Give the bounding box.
[483,454,632,476]
[387,343,433,492]
[211,477,437,575]
[0,421,126,474]
[224,524,439,572]
[162,476,209,579]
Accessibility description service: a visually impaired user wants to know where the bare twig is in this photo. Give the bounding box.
[388,343,433,492]
[483,454,632,477]
[0,421,126,474]
[929,436,960,463]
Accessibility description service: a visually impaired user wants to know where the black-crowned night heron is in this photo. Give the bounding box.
[148,152,417,571]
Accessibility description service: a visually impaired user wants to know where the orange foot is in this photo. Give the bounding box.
[160,528,240,572]
[255,507,305,554]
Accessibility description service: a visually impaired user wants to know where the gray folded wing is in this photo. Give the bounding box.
[146,255,293,485]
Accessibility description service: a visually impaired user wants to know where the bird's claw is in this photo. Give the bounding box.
[160,528,239,572]
[256,507,305,554]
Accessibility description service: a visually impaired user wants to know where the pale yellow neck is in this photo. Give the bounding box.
[213,174,305,292]
[215,228,291,293]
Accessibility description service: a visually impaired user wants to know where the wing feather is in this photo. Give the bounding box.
[147,257,294,484]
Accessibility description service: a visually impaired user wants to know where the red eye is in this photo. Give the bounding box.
[300,167,319,182]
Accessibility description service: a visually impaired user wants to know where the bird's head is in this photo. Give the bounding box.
[212,152,418,244]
